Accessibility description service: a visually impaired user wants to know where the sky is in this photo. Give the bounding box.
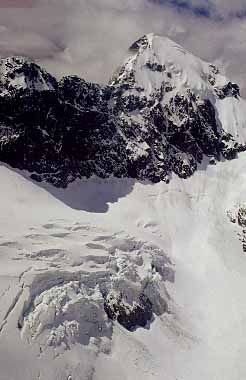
[0,0,245,95]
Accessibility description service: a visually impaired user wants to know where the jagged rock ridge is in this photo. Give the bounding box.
[0,34,245,187]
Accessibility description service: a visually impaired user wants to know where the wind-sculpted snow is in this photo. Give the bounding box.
[20,276,113,349]
[9,226,173,355]
[0,34,246,187]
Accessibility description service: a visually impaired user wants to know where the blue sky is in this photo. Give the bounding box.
[156,0,246,19]
[158,0,212,17]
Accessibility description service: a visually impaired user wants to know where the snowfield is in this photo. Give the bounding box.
[1,154,246,380]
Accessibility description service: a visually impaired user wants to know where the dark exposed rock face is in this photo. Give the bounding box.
[0,80,127,187]
[228,205,246,253]
[0,43,244,187]
[214,82,240,100]
[104,292,153,331]
[129,35,150,52]
[145,62,166,72]
[238,206,246,228]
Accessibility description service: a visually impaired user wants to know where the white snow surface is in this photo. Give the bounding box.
[118,33,246,144]
[1,153,246,379]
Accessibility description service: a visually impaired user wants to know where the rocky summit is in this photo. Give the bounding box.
[0,34,245,187]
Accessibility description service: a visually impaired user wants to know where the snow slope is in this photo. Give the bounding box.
[1,154,246,380]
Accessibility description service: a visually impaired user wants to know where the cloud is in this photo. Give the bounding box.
[0,0,33,7]
[0,0,246,97]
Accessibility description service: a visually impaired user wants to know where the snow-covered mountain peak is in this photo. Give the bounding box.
[111,33,246,148]
[0,56,57,94]
[112,33,239,102]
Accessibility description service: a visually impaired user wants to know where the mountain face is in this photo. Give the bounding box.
[2,34,246,380]
[0,34,246,187]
